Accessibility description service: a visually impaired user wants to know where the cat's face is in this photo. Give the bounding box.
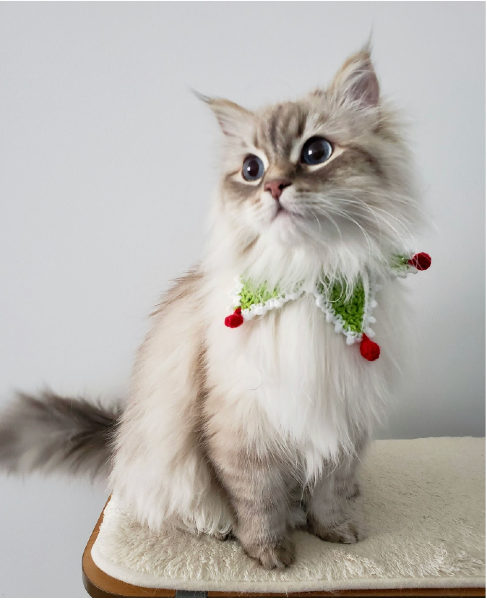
[207,48,420,261]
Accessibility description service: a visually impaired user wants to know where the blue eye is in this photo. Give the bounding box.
[242,155,265,181]
[301,137,333,166]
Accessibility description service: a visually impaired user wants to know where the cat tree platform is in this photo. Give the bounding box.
[82,438,485,597]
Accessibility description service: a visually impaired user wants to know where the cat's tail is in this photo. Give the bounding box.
[0,390,123,480]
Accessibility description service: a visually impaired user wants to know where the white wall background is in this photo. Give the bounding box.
[0,2,484,597]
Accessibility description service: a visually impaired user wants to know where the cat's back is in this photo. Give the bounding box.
[109,266,227,531]
[111,268,207,494]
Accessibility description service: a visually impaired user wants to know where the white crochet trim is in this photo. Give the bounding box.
[228,277,307,321]
[362,281,380,339]
[228,277,244,308]
[391,264,418,279]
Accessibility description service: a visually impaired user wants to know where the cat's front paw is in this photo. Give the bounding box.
[308,516,366,544]
[244,537,295,570]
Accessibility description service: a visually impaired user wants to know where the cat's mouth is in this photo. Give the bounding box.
[272,203,290,221]
[273,201,300,222]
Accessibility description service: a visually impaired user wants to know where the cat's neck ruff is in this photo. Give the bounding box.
[206,216,401,289]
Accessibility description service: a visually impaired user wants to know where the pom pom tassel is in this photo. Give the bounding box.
[408,252,431,271]
[360,334,381,361]
[224,307,244,328]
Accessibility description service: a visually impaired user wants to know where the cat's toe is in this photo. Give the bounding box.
[246,538,296,570]
[308,517,366,544]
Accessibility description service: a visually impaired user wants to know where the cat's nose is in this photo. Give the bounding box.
[264,179,292,201]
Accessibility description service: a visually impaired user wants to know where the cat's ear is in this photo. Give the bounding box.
[329,45,380,109]
[195,92,254,138]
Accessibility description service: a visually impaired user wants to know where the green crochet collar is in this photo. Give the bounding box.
[224,252,431,361]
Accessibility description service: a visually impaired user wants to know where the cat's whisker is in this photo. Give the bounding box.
[338,187,430,237]
[325,192,415,249]
[298,194,378,253]
[327,207,376,255]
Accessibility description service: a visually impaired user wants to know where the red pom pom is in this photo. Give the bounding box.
[360,334,381,361]
[408,252,431,271]
[224,307,244,328]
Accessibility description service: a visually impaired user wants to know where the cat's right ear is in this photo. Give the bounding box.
[329,45,380,110]
[194,92,254,139]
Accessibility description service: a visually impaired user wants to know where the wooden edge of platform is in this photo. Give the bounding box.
[82,498,175,598]
[82,500,485,598]
[207,590,486,598]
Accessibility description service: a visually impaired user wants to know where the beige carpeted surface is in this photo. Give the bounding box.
[91,438,485,593]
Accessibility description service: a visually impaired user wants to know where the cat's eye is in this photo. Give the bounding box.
[301,137,333,166]
[242,155,265,182]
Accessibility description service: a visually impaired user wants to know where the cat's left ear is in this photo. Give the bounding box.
[329,46,380,109]
[196,92,254,139]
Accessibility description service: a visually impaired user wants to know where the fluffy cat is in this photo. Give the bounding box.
[0,46,423,569]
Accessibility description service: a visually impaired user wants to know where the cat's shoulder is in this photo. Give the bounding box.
[150,265,205,318]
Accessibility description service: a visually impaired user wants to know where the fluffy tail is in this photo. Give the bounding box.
[0,390,122,479]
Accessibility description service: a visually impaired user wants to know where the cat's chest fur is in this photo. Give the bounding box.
[205,279,394,478]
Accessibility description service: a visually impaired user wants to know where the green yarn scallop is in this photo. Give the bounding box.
[391,253,410,273]
[239,279,281,310]
[317,278,366,334]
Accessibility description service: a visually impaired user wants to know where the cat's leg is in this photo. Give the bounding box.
[219,452,295,569]
[339,452,362,500]
[306,453,366,544]
[206,421,296,569]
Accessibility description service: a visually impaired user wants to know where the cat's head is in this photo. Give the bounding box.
[204,47,421,279]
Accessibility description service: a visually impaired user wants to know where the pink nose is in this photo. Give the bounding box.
[264,179,292,201]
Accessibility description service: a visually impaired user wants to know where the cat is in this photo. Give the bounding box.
[0,45,423,569]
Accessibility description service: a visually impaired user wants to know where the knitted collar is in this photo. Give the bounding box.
[224,252,431,361]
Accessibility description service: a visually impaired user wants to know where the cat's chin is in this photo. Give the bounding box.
[266,210,308,247]
[265,216,339,255]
